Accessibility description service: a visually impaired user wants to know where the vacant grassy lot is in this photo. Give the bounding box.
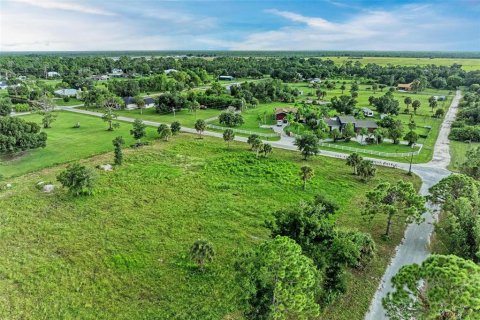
[0,112,158,179]
[0,134,420,320]
[448,140,480,171]
[323,56,480,71]
[114,107,221,128]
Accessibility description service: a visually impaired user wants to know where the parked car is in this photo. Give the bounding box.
[277,120,284,126]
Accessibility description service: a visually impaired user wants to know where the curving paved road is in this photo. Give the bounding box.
[57,91,462,320]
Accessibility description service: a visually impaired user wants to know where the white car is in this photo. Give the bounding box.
[276,120,284,126]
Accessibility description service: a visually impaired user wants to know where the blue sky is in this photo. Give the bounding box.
[1,0,479,51]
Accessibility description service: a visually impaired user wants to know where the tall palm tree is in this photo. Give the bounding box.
[300,165,314,190]
[346,153,363,175]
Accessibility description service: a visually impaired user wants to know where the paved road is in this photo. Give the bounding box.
[364,90,460,320]
[59,92,462,320]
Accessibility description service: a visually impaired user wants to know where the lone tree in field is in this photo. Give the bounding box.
[340,84,346,94]
[428,96,438,113]
[57,163,95,196]
[300,165,314,190]
[0,97,13,116]
[102,107,120,131]
[189,239,215,271]
[403,96,412,112]
[194,119,206,138]
[346,152,363,175]
[0,117,47,154]
[112,136,125,165]
[251,137,264,158]
[170,121,181,135]
[236,236,320,320]
[41,112,58,129]
[412,100,421,114]
[157,124,172,141]
[383,255,480,320]
[130,119,146,142]
[294,134,320,160]
[223,128,235,149]
[262,143,272,158]
[364,181,425,238]
[357,160,376,182]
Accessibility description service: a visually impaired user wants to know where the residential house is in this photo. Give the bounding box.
[109,69,124,77]
[164,69,178,74]
[361,107,374,117]
[47,71,60,77]
[92,75,109,81]
[397,82,413,91]
[275,107,298,121]
[324,116,378,134]
[434,95,446,101]
[54,88,78,98]
[123,96,156,110]
[0,81,8,90]
[218,75,234,81]
[309,78,321,84]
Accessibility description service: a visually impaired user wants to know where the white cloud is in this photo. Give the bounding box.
[9,0,115,16]
[226,5,471,51]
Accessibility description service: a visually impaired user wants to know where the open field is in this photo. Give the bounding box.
[0,133,420,320]
[114,107,221,128]
[448,140,480,172]
[323,56,480,71]
[0,112,158,179]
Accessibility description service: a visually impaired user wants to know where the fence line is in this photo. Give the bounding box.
[318,142,421,157]
[206,124,280,138]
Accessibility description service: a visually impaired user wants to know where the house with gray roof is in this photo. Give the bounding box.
[324,116,378,134]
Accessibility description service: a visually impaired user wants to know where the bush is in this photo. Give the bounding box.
[63,97,70,103]
[449,126,480,142]
[219,112,244,127]
[57,163,95,196]
[14,103,30,112]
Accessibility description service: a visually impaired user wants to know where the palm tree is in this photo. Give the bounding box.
[262,143,273,158]
[189,239,215,271]
[223,128,235,149]
[300,165,314,190]
[346,153,363,175]
[412,100,421,114]
[404,97,412,112]
[357,160,376,182]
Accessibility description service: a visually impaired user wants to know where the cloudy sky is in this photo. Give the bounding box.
[1,0,479,51]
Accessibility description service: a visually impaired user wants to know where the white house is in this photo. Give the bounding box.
[164,69,178,74]
[123,96,156,110]
[54,88,78,98]
[309,78,321,84]
[0,81,8,90]
[47,71,60,77]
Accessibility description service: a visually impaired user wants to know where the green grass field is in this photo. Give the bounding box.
[0,132,420,320]
[448,140,480,171]
[323,56,480,71]
[114,107,221,128]
[0,112,158,179]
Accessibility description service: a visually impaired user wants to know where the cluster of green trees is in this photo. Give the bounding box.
[383,174,480,318]
[235,195,376,319]
[450,84,480,142]
[0,116,47,153]
[230,79,301,104]
[346,153,377,181]
[218,111,244,127]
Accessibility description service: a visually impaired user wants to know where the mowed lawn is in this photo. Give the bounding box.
[0,134,420,320]
[0,111,158,179]
[114,107,221,128]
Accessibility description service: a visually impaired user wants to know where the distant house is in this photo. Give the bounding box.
[434,95,446,101]
[47,71,60,78]
[123,96,156,110]
[0,81,8,90]
[54,88,78,98]
[17,76,27,81]
[361,107,374,117]
[92,75,109,81]
[109,69,124,77]
[309,78,321,84]
[397,82,413,91]
[275,107,298,121]
[218,75,234,81]
[164,69,178,74]
[324,116,378,134]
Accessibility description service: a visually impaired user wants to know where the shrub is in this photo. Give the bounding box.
[57,163,95,196]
